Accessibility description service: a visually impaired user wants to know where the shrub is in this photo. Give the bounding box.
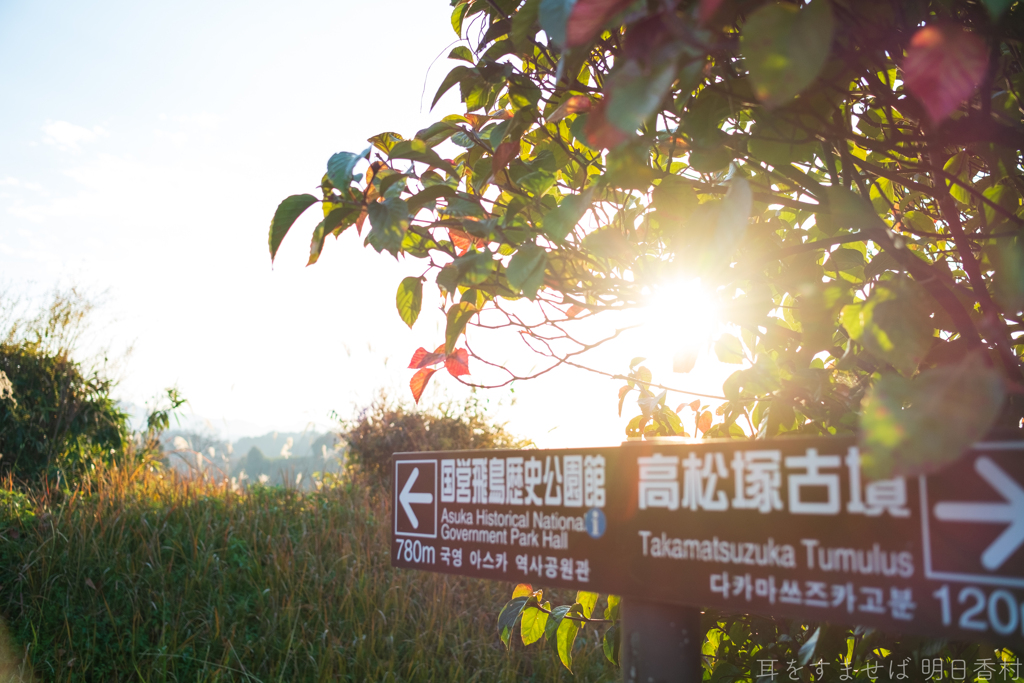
[0,288,180,485]
[343,391,532,485]
[0,340,128,481]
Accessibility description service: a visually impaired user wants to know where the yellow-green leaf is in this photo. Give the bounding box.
[445,302,478,354]
[604,594,620,621]
[714,333,745,364]
[556,606,582,671]
[576,591,598,619]
[396,277,423,329]
[521,603,549,645]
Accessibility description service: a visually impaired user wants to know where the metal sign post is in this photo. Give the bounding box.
[392,437,1024,677]
[620,599,702,683]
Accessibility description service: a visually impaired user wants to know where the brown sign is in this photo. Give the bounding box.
[392,437,1024,646]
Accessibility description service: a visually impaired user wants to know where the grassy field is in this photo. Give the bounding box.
[0,467,617,682]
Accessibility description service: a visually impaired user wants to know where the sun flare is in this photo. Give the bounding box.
[642,278,722,374]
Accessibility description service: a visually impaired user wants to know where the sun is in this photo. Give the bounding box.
[641,278,722,375]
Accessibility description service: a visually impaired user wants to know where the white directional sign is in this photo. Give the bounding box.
[922,444,1024,592]
[393,439,1024,647]
[934,457,1024,571]
[399,467,435,530]
[394,459,437,539]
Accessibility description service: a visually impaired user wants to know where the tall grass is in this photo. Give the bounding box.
[0,467,617,682]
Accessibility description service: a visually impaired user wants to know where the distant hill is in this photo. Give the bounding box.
[159,430,345,488]
[233,431,341,462]
[230,445,344,491]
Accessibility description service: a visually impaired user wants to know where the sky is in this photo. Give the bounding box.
[0,0,737,446]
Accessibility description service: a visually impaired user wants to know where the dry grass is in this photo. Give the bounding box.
[0,467,616,682]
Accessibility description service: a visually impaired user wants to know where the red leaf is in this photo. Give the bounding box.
[409,347,446,369]
[698,0,725,25]
[697,410,713,434]
[410,367,437,403]
[464,113,490,130]
[584,99,630,150]
[445,348,470,377]
[903,25,988,124]
[492,141,520,176]
[617,385,631,417]
[546,96,592,124]
[355,208,368,236]
[566,304,585,319]
[672,348,699,374]
[449,228,474,256]
[623,14,670,63]
[566,0,633,49]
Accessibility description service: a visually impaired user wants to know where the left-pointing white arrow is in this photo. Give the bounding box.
[934,456,1024,571]
[399,467,434,530]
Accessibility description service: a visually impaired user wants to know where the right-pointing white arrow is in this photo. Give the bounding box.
[399,467,434,530]
[934,456,1024,570]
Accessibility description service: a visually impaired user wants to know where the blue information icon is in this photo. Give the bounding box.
[584,508,606,539]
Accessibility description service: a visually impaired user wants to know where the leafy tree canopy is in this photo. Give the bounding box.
[272,0,1024,477]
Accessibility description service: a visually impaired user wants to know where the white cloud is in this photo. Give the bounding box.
[175,112,222,129]
[41,120,108,151]
[0,177,43,191]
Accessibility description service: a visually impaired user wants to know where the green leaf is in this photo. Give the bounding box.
[269,194,318,262]
[723,355,781,400]
[983,0,1014,18]
[390,139,459,177]
[396,277,423,329]
[603,594,620,621]
[365,198,410,256]
[602,623,620,665]
[556,605,583,671]
[512,0,542,48]
[716,176,752,258]
[983,182,1018,226]
[575,591,598,619]
[408,184,457,214]
[415,121,459,148]
[748,117,818,167]
[445,302,478,354]
[944,150,973,205]
[821,185,887,233]
[994,236,1024,313]
[860,352,1005,478]
[454,250,496,285]
[497,596,530,650]
[840,278,933,376]
[539,0,575,48]
[327,147,371,189]
[518,170,556,197]
[652,175,698,222]
[367,132,403,155]
[378,172,408,200]
[507,244,547,299]
[714,334,745,364]
[452,0,470,36]
[432,65,473,110]
[521,602,549,645]
[741,0,835,107]
[448,46,475,63]
[541,192,592,242]
[798,626,821,666]
[544,604,571,643]
[605,59,677,134]
[307,220,327,266]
